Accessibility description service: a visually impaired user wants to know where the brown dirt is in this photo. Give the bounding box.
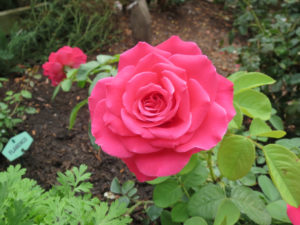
[0,0,240,223]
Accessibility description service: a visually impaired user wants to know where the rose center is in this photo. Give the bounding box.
[141,92,166,114]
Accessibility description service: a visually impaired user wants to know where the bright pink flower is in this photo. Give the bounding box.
[287,204,300,225]
[89,36,235,181]
[42,46,87,86]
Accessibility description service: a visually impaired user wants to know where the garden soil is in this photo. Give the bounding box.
[0,0,241,223]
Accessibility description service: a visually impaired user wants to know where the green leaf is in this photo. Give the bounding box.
[66,68,77,78]
[213,199,240,225]
[217,135,255,180]
[20,90,32,99]
[269,115,284,130]
[240,171,257,186]
[251,166,268,175]
[61,79,72,92]
[182,163,208,188]
[127,188,137,197]
[232,72,275,94]
[146,205,163,221]
[258,175,281,202]
[184,217,208,225]
[110,177,121,194]
[25,107,36,114]
[227,71,247,82]
[77,61,100,81]
[266,200,290,223]
[179,154,198,175]
[188,184,226,220]
[171,202,189,222]
[118,196,130,207]
[0,102,8,110]
[96,54,119,64]
[88,72,110,95]
[33,74,42,80]
[147,176,170,185]
[228,102,243,129]
[276,138,300,153]
[231,186,271,225]
[51,85,60,101]
[96,55,114,64]
[153,179,183,208]
[88,122,100,150]
[160,210,180,225]
[121,180,135,195]
[263,144,300,207]
[234,89,272,120]
[0,77,8,82]
[77,80,86,88]
[250,118,286,138]
[68,98,88,130]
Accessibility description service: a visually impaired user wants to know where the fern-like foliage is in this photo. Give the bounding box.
[0,164,132,225]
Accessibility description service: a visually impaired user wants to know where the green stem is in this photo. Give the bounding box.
[126,200,153,215]
[248,137,264,150]
[207,150,217,183]
[243,0,266,34]
[9,100,21,117]
[176,176,190,198]
[182,185,190,198]
[218,174,224,182]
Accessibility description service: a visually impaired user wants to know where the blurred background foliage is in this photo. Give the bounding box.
[1,0,299,136]
[217,0,300,136]
[0,0,118,76]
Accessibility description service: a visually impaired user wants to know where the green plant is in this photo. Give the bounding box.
[0,164,132,224]
[144,71,299,225]
[0,0,119,76]
[109,177,155,224]
[0,27,36,75]
[218,0,300,135]
[110,177,140,206]
[50,53,119,130]
[23,0,117,61]
[0,77,36,152]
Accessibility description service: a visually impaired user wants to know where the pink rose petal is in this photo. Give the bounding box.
[149,113,192,139]
[169,54,218,101]
[120,136,161,154]
[287,204,300,225]
[106,66,135,116]
[215,75,236,122]
[176,102,228,152]
[89,77,113,119]
[91,100,133,158]
[134,53,173,74]
[122,158,156,182]
[188,78,211,132]
[134,150,194,177]
[119,42,171,71]
[157,35,202,55]
[121,109,155,138]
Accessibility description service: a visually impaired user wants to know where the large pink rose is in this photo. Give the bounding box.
[287,204,300,225]
[42,46,87,86]
[89,36,235,181]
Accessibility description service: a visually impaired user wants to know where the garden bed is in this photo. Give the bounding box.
[0,0,241,223]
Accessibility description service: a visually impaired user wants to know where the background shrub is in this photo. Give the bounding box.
[218,0,300,135]
[0,0,118,76]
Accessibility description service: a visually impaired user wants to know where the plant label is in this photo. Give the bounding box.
[1,131,33,161]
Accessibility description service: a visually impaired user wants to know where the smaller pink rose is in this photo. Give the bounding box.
[287,204,300,225]
[42,46,87,86]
